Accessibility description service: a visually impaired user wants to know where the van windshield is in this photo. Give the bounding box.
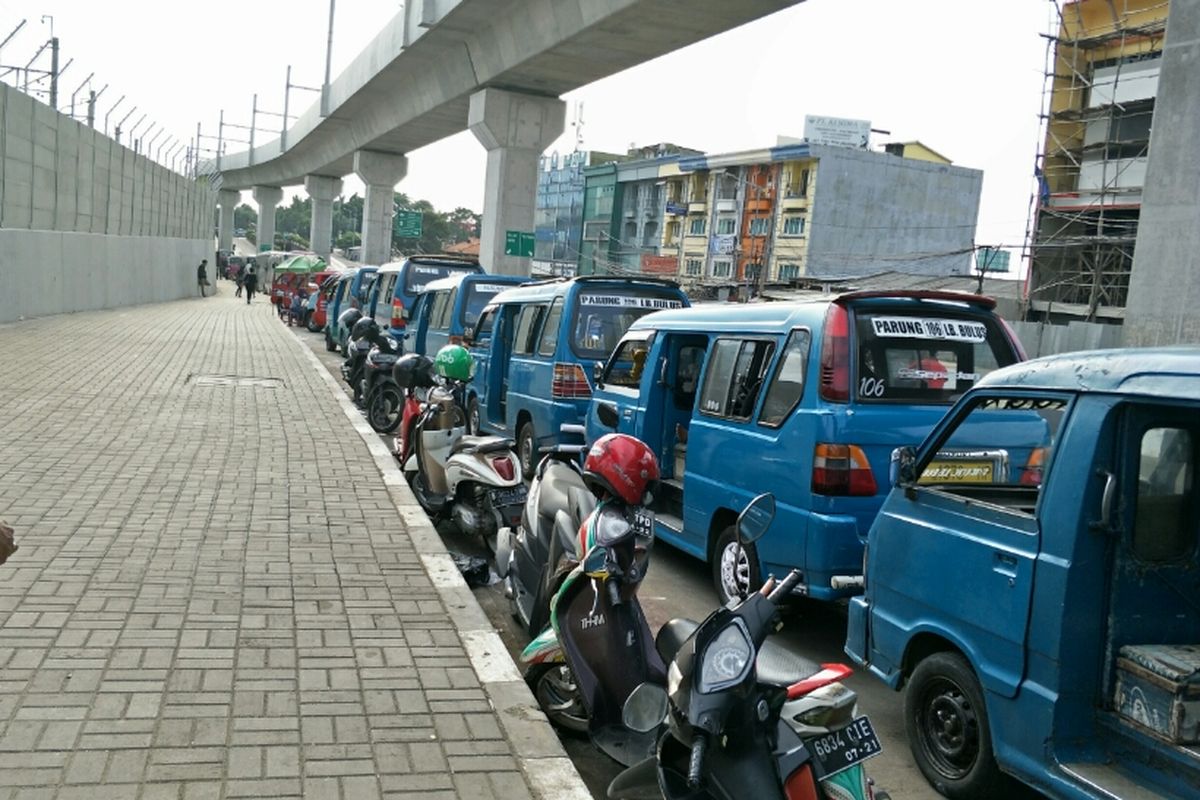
[462,282,518,327]
[854,308,1018,404]
[403,263,480,295]
[571,291,685,360]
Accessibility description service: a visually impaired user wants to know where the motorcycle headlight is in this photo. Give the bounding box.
[697,619,754,694]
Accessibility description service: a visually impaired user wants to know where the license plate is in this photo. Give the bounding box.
[632,508,654,537]
[808,716,882,779]
[490,485,528,509]
[919,459,994,484]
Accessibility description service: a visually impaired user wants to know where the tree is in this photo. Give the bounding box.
[233,203,257,230]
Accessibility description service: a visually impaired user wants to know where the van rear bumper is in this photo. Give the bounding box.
[799,512,865,601]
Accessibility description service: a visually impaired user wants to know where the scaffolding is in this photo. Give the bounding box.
[1026,0,1168,321]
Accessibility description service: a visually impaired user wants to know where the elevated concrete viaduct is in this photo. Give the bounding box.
[209,0,803,273]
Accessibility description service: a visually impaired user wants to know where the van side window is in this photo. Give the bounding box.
[537,299,564,357]
[1134,427,1196,563]
[759,330,811,427]
[513,304,547,356]
[604,334,655,387]
[473,309,495,345]
[699,339,776,420]
[430,291,453,330]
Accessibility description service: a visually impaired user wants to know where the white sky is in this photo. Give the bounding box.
[2,0,1054,257]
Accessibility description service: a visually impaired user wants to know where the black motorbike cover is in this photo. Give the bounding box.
[556,539,666,766]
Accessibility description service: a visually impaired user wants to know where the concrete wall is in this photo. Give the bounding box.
[0,84,212,323]
[806,144,982,277]
[1123,0,1200,345]
[1009,319,1125,359]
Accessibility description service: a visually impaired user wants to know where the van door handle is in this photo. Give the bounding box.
[622,409,633,419]
[992,551,1018,582]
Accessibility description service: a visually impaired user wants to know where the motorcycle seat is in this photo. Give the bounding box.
[450,436,516,456]
[538,462,591,520]
[655,618,823,690]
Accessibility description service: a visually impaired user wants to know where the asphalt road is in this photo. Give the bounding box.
[292,325,1042,800]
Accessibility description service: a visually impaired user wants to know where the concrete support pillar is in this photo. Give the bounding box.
[468,88,565,275]
[217,189,239,253]
[1124,0,1200,345]
[353,150,408,266]
[304,175,343,260]
[252,185,283,255]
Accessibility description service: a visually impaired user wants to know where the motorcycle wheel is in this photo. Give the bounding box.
[408,471,439,517]
[526,663,589,735]
[306,311,319,332]
[367,384,404,434]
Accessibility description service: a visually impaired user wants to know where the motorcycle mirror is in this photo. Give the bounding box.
[737,493,776,545]
[622,683,668,734]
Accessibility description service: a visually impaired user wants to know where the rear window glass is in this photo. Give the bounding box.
[463,282,518,328]
[403,262,480,295]
[571,291,684,360]
[854,310,1016,404]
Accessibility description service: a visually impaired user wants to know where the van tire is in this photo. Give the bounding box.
[905,652,1009,799]
[712,526,761,606]
[467,398,481,436]
[517,421,537,480]
[305,311,319,332]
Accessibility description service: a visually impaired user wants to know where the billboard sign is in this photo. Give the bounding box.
[710,234,736,255]
[976,247,1011,273]
[665,201,688,215]
[803,115,871,149]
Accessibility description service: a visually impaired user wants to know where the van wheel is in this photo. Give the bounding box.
[468,398,482,436]
[517,421,537,480]
[906,652,1009,799]
[305,311,319,332]
[712,525,761,606]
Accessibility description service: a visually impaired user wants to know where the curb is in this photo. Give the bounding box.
[290,330,592,800]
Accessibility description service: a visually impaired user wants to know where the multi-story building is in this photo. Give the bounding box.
[673,141,982,293]
[578,144,700,276]
[533,149,624,277]
[1027,0,1167,322]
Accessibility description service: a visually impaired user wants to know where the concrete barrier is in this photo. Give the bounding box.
[0,83,213,323]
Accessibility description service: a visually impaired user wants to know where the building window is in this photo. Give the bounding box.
[785,167,810,198]
[685,258,703,276]
[782,216,806,236]
[624,221,638,243]
[712,260,733,278]
[643,221,659,247]
[716,216,736,235]
[778,263,801,280]
[749,217,770,236]
[688,217,707,236]
[716,174,738,201]
[666,221,681,244]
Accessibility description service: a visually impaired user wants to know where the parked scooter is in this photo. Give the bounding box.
[494,426,593,637]
[396,345,526,551]
[520,434,664,764]
[361,327,404,433]
[338,309,371,405]
[391,354,435,468]
[609,493,890,800]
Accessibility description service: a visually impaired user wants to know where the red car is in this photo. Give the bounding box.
[306,270,343,332]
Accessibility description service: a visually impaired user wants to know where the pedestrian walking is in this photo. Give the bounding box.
[243,268,259,305]
[235,271,244,298]
[197,259,209,297]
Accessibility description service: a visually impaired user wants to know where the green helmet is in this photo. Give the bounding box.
[434,344,475,381]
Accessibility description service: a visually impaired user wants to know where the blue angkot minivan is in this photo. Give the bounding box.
[586,290,1027,605]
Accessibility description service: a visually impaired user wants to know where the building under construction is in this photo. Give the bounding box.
[1027,0,1168,322]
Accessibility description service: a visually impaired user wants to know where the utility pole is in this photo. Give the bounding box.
[216,109,224,170]
[321,0,335,116]
[114,105,136,144]
[48,37,58,109]
[104,95,125,136]
[69,71,93,118]
[87,84,106,128]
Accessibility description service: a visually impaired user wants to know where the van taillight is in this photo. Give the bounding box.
[391,299,406,330]
[812,444,877,496]
[819,304,850,402]
[552,363,592,399]
[1019,447,1047,486]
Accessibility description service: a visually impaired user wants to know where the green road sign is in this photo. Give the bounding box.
[505,230,535,257]
[394,210,423,238]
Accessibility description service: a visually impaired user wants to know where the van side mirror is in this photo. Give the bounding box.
[593,361,606,390]
[890,446,918,486]
[597,402,619,429]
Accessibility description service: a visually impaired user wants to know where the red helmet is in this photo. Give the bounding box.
[583,434,660,506]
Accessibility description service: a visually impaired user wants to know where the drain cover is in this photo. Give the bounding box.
[192,374,284,389]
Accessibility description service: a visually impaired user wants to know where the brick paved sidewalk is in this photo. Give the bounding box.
[0,288,586,799]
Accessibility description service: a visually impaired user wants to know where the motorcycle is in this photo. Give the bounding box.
[398,373,526,551]
[494,425,592,637]
[362,332,404,434]
[519,494,664,765]
[609,493,890,800]
[338,311,373,406]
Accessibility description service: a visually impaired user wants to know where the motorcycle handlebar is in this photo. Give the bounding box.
[687,733,707,789]
[767,569,804,604]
